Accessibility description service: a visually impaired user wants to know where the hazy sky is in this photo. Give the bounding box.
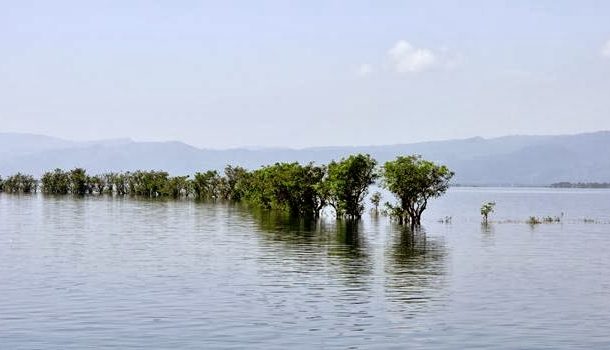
[2,1,610,148]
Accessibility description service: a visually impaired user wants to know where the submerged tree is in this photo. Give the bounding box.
[41,169,70,194]
[326,154,378,219]
[3,173,37,193]
[2,154,459,225]
[192,170,222,200]
[105,172,127,195]
[222,165,251,201]
[370,191,382,213]
[128,170,171,197]
[248,162,326,217]
[163,175,191,198]
[89,175,107,194]
[480,202,496,224]
[382,155,454,227]
[69,168,89,195]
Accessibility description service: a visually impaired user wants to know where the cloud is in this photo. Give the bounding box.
[356,63,373,77]
[387,40,438,73]
[602,40,610,58]
[356,40,457,76]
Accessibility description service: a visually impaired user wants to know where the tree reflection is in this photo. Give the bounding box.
[249,209,372,285]
[480,222,496,246]
[249,208,327,245]
[384,225,447,317]
[328,219,372,287]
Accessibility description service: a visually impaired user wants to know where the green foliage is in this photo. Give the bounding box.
[89,175,107,194]
[383,202,404,220]
[551,182,610,189]
[527,216,542,225]
[41,168,93,195]
[370,191,382,213]
[0,176,4,192]
[480,201,496,224]
[69,168,89,195]
[192,170,222,200]
[2,154,456,224]
[527,215,561,225]
[326,154,378,219]
[248,162,326,216]
[163,175,191,198]
[128,170,172,197]
[105,172,127,195]
[382,155,454,227]
[41,169,70,194]
[543,216,560,223]
[222,165,251,201]
[3,173,37,193]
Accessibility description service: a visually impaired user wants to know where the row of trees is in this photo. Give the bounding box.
[0,173,37,193]
[0,154,454,227]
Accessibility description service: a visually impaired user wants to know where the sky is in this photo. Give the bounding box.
[1,0,610,149]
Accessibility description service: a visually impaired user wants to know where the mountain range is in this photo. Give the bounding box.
[1,131,610,186]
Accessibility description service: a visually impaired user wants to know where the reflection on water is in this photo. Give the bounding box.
[328,220,372,287]
[480,222,496,247]
[480,222,494,235]
[250,209,375,286]
[384,226,447,319]
[2,189,610,348]
[249,208,445,323]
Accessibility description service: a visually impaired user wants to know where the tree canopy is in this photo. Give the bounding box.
[41,168,70,194]
[480,202,496,224]
[247,162,326,217]
[1,153,455,225]
[192,170,222,200]
[326,154,378,219]
[3,173,37,193]
[382,155,454,227]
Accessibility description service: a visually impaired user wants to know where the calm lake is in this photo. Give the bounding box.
[1,188,610,349]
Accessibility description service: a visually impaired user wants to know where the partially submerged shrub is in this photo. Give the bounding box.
[370,191,382,213]
[527,216,542,225]
[438,216,452,224]
[3,173,37,193]
[542,216,561,223]
[480,202,496,224]
[528,215,561,225]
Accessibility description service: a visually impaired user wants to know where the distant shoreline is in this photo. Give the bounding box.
[452,183,610,189]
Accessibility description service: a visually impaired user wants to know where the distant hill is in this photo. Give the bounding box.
[1,131,610,186]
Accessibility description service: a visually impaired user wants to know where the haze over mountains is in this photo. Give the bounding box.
[1,131,609,186]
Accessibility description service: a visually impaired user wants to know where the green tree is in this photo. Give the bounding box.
[248,162,326,216]
[89,175,107,194]
[129,170,170,197]
[222,165,251,201]
[41,169,70,194]
[192,170,222,200]
[162,175,190,198]
[382,155,454,227]
[326,154,378,219]
[480,202,496,224]
[3,173,37,193]
[370,191,382,213]
[105,172,127,195]
[69,168,89,195]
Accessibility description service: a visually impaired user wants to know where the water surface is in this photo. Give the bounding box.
[1,188,609,349]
